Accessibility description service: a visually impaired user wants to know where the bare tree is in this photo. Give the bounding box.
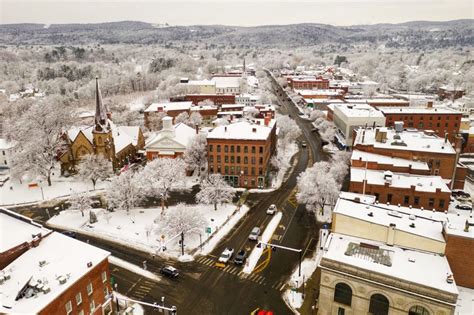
[107,171,144,213]
[162,202,206,238]
[77,154,113,190]
[68,191,93,217]
[184,134,208,177]
[196,174,235,211]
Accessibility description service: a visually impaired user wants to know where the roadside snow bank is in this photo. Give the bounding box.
[243,211,282,274]
[109,256,161,282]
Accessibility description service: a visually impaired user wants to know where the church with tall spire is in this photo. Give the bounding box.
[59,78,145,174]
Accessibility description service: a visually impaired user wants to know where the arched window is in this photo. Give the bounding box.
[369,294,389,315]
[409,305,429,315]
[334,283,352,306]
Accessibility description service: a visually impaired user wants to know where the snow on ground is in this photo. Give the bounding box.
[456,286,474,315]
[0,172,108,206]
[108,256,161,282]
[48,203,247,259]
[243,211,283,274]
[271,141,299,190]
[315,204,333,223]
[322,143,340,154]
[114,292,145,315]
[283,290,303,313]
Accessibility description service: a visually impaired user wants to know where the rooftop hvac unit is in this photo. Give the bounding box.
[58,275,67,285]
[42,286,51,294]
[394,121,404,132]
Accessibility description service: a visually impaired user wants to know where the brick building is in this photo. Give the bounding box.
[206,117,277,188]
[353,127,466,189]
[378,105,462,142]
[144,101,193,126]
[349,168,451,211]
[438,86,465,101]
[184,94,236,106]
[287,76,329,90]
[0,208,113,315]
[294,89,344,100]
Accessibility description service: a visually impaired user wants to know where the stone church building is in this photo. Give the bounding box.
[60,78,144,174]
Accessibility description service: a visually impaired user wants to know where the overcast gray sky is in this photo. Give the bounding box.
[1,0,473,26]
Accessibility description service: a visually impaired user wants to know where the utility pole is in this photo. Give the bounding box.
[180,231,184,256]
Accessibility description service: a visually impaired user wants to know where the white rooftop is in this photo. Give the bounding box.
[207,120,275,141]
[0,211,110,313]
[211,76,241,88]
[378,106,462,115]
[351,150,430,171]
[351,167,451,193]
[321,233,458,295]
[144,101,193,112]
[0,138,13,150]
[338,191,377,204]
[221,104,245,109]
[334,103,385,118]
[294,89,343,96]
[333,198,446,242]
[186,80,215,86]
[353,127,457,154]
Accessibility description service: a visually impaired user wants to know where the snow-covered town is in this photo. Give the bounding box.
[1,2,473,315]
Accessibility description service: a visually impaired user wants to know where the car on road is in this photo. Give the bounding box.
[233,250,247,265]
[160,265,179,278]
[266,204,277,215]
[248,227,261,241]
[301,141,307,148]
[251,308,274,315]
[61,231,77,238]
[218,247,234,263]
[455,203,472,210]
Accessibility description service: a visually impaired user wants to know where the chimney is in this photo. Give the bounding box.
[387,223,396,246]
[264,114,271,127]
[224,126,227,132]
[252,127,257,133]
[444,133,448,143]
[427,101,433,108]
[362,129,366,143]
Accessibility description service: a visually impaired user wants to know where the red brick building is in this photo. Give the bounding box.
[287,76,329,90]
[353,127,466,190]
[349,168,451,211]
[378,105,462,142]
[144,101,193,126]
[0,209,113,315]
[206,117,277,188]
[184,94,236,106]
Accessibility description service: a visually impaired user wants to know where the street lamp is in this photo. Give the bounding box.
[240,170,244,188]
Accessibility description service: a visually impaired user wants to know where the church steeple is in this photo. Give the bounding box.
[94,77,109,133]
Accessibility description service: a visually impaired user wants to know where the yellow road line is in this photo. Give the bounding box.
[253,247,272,274]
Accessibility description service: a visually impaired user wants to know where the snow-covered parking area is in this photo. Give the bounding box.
[48,203,249,259]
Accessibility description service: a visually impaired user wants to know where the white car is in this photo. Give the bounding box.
[218,247,234,263]
[266,204,277,215]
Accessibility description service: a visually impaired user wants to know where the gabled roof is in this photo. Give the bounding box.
[145,123,195,149]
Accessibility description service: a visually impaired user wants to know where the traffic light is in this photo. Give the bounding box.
[178,240,182,245]
[272,246,277,252]
[256,242,262,248]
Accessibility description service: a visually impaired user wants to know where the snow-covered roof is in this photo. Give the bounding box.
[211,76,241,88]
[144,101,193,113]
[378,106,462,115]
[145,122,196,149]
[295,89,343,96]
[333,198,445,242]
[445,210,474,239]
[67,126,93,144]
[334,103,385,118]
[321,233,458,295]
[353,127,457,154]
[304,98,344,104]
[207,120,275,141]
[351,150,430,171]
[0,211,110,313]
[221,104,245,109]
[0,138,13,150]
[351,167,451,193]
[186,80,215,86]
[456,286,474,314]
[236,93,260,100]
[190,105,218,111]
[338,191,377,204]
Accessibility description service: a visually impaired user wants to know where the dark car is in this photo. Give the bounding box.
[455,204,472,211]
[160,266,179,278]
[452,190,470,198]
[61,231,77,239]
[301,141,307,148]
[234,250,247,265]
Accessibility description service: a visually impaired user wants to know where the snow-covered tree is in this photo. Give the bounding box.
[276,115,301,151]
[147,112,167,131]
[196,174,235,211]
[244,107,259,119]
[187,112,203,127]
[296,161,341,217]
[7,98,71,186]
[140,157,186,212]
[184,134,207,176]
[68,191,92,217]
[77,154,112,190]
[106,171,144,213]
[197,99,214,106]
[162,203,206,238]
[175,112,190,125]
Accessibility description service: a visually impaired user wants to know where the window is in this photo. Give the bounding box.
[251,157,256,164]
[251,167,256,175]
[224,145,228,153]
[237,146,241,153]
[225,156,228,163]
[387,194,393,203]
[89,300,95,312]
[230,156,234,163]
[244,167,248,175]
[230,145,234,153]
[333,283,352,306]
[259,146,263,153]
[209,145,213,152]
[225,166,229,174]
[403,196,410,205]
[209,156,214,163]
[244,157,248,164]
[217,156,221,163]
[102,271,107,283]
[428,198,435,208]
[414,196,420,206]
[237,156,241,163]
[76,292,82,305]
[217,145,221,153]
[337,308,345,315]
[259,157,263,164]
[65,301,72,314]
[409,305,430,315]
[439,199,445,209]
[251,146,256,154]
[369,294,389,315]
[87,283,93,295]
[259,168,263,175]
[78,310,84,315]
[244,146,248,153]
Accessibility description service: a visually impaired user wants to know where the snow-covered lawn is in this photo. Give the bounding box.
[243,211,282,274]
[108,256,161,282]
[0,174,108,206]
[48,203,248,259]
[270,141,299,190]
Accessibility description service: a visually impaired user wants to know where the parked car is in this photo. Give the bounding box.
[266,204,277,215]
[234,250,247,265]
[456,196,471,203]
[452,190,470,198]
[218,247,234,263]
[249,227,261,241]
[61,231,77,239]
[301,141,307,148]
[160,266,179,278]
[455,203,472,210]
